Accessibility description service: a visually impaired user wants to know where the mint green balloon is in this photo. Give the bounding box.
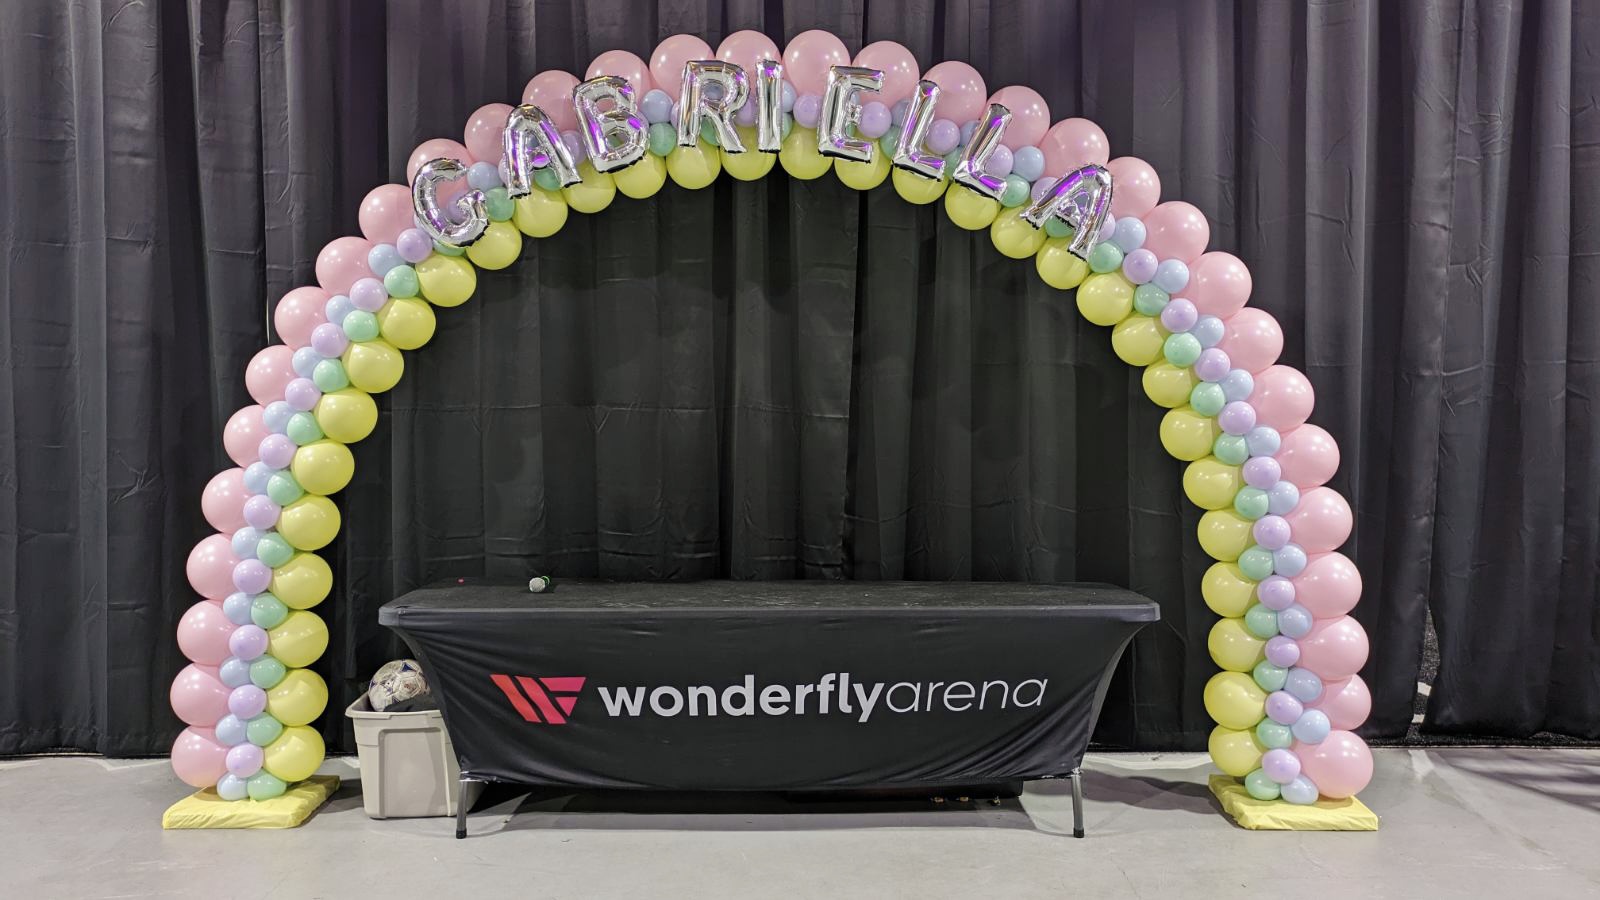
[1244,602,1281,639]
[247,714,285,748]
[483,187,514,222]
[250,655,287,690]
[1234,486,1270,520]
[1238,545,1276,581]
[648,122,675,157]
[255,532,295,569]
[879,130,899,157]
[533,167,561,191]
[432,239,465,257]
[285,412,323,446]
[1190,382,1226,416]
[1253,660,1289,693]
[250,592,289,630]
[1133,283,1169,316]
[342,310,379,342]
[699,118,720,147]
[266,471,304,506]
[1045,218,1073,239]
[1163,332,1202,367]
[1256,718,1295,750]
[1087,241,1123,274]
[999,174,1029,208]
[1245,768,1282,800]
[247,770,287,800]
[312,358,349,392]
[1214,434,1249,465]
[383,264,420,298]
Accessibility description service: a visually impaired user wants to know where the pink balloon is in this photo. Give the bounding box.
[1107,157,1160,218]
[1297,615,1369,681]
[171,725,229,789]
[464,103,513,166]
[201,468,249,533]
[1248,365,1316,431]
[1293,552,1363,618]
[1188,252,1252,318]
[716,31,782,85]
[358,185,416,246]
[406,138,474,182]
[523,70,581,132]
[987,86,1050,151]
[244,346,296,406]
[314,236,375,295]
[222,405,266,467]
[1215,308,1283,374]
[853,41,920,105]
[651,34,712,98]
[1285,486,1353,552]
[1308,674,1372,731]
[1278,424,1341,488]
[587,49,654,94]
[186,534,239,602]
[273,286,330,350]
[783,30,850,98]
[1141,201,1210,263]
[922,60,988,125]
[170,663,231,727]
[1039,118,1109,177]
[1296,731,1373,799]
[176,599,235,664]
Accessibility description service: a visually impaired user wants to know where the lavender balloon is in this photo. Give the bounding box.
[1261,748,1301,784]
[1194,348,1231,382]
[232,559,272,595]
[1121,248,1159,284]
[226,742,264,778]
[734,96,759,127]
[926,119,960,155]
[560,130,586,163]
[1257,573,1296,609]
[1160,298,1198,333]
[228,624,270,661]
[285,378,321,412]
[242,495,281,530]
[228,684,268,719]
[984,143,1013,177]
[1242,456,1282,489]
[350,277,388,313]
[641,89,672,124]
[1265,635,1301,668]
[259,434,296,470]
[793,94,822,128]
[1252,515,1293,552]
[396,229,433,264]
[311,322,349,358]
[1266,690,1304,725]
[858,102,892,139]
[1030,178,1054,203]
[1218,401,1257,436]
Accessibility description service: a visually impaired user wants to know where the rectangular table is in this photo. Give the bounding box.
[378,579,1158,838]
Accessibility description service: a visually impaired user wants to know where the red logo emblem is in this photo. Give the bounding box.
[491,675,586,724]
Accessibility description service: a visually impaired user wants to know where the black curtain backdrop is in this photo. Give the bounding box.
[2,0,1597,757]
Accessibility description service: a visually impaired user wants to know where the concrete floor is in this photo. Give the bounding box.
[2,749,1597,899]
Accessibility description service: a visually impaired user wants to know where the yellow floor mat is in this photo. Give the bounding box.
[1209,774,1379,831]
[162,775,340,829]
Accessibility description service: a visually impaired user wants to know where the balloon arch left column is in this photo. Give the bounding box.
[170,28,1373,807]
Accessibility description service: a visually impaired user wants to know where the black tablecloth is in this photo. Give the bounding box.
[380,579,1158,791]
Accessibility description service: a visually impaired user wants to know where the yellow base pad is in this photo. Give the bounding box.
[1209,775,1379,831]
[162,775,340,829]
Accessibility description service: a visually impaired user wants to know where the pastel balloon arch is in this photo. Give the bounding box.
[172,28,1373,807]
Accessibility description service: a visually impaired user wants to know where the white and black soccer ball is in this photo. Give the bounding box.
[367,659,429,712]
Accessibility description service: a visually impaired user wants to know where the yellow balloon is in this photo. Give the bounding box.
[290,440,354,496]
[267,610,329,669]
[835,151,891,190]
[513,189,569,237]
[1209,617,1267,672]
[990,207,1047,259]
[1111,315,1167,366]
[944,185,1000,230]
[1199,509,1255,562]
[1204,671,1268,731]
[343,339,404,394]
[1076,272,1134,326]
[1035,237,1090,290]
[1143,361,1199,408]
[1160,405,1220,460]
[1209,725,1266,777]
[416,254,476,308]
[613,152,669,197]
[265,668,328,727]
[465,220,523,270]
[667,142,722,189]
[314,388,377,444]
[277,495,340,551]
[376,297,437,351]
[722,127,776,181]
[891,166,948,204]
[1184,457,1244,510]
[779,127,833,180]
[562,162,617,213]
[263,725,325,784]
[1203,562,1258,618]
[270,553,331,610]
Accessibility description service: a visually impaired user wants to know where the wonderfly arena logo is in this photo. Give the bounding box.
[491,672,1048,724]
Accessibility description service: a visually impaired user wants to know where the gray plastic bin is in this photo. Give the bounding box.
[346,694,460,818]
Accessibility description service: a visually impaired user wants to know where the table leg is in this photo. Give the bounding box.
[455,776,476,839]
[1071,767,1085,838]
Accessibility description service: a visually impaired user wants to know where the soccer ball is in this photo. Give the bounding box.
[367,659,429,712]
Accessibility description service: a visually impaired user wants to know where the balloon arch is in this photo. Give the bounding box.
[172,29,1373,808]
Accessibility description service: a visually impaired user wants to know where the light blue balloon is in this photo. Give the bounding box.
[1277,601,1314,637]
[215,714,249,746]
[782,81,797,113]
[641,89,673,124]
[222,591,255,625]
[465,161,502,191]
[1274,544,1309,578]
[263,401,295,434]
[1011,145,1045,183]
[366,242,406,276]
[217,773,250,801]
[1285,667,1324,703]
[1246,425,1281,458]
[1292,709,1332,744]
[1281,774,1320,805]
[230,527,262,560]
[1268,480,1302,516]
[1191,315,1225,348]
[291,346,322,378]
[1221,369,1255,403]
[891,98,909,125]
[244,461,275,494]
[323,293,354,326]
[1111,217,1146,252]
[959,119,978,145]
[219,656,253,688]
[1153,258,1190,293]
